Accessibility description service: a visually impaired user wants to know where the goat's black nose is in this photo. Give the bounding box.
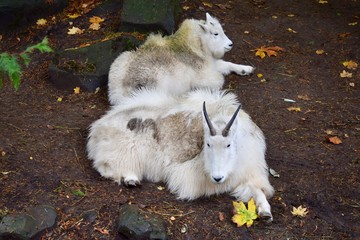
[228,43,233,47]
[213,176,223,183]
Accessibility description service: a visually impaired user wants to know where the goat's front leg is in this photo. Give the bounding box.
[215,59,255,76]
[232,184,273,222]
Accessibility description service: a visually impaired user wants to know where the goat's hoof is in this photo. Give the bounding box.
[124,179,141,187]
[259,212,273,223]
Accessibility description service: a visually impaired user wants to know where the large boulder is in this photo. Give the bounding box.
[48,35,143,92]
[117,204,168,240]
[120,0,181,34]
[0,205,57,240]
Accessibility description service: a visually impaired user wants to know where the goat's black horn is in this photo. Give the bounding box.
[203,102,216,136]
[222,104,241,137]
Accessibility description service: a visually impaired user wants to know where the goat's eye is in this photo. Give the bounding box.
[227,144,231,148]
[213,33,219,36]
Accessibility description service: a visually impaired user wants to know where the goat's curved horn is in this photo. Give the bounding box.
[203,102,216,136]
[222,104,241,137]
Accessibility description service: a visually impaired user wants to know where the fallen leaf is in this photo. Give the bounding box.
[257,73,263,78]
[232,198,258,227]
[254,46,284,59]
[68,13,81,19]
[287,107,301,112]
[318,0,328,3]
[36,18,47,26]
[68,26,84,35]
[342,60,358,70]
[283,98,296,103]
[157,186,165,190]
[328,136,342,145]
[349,82,355,87]
[89,22,100,30]
[297,94,311,101]
[288,14,295,17]
[287,28,297,33]
[340,70,352,78]
[74,87,81,94]
[170,216,176,221]
[182,5,190,10]
[316,49,325,55]
[89,16,105,24]
[215,3,231,9]
[57,97,63,102]
[291,205,308,217]
[202,2,213,7]
[95,227,109,235]
[348,22,358,26]
[219,212,225,222]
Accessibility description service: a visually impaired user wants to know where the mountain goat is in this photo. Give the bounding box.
[87,89,274,221]
[108,13,255,105]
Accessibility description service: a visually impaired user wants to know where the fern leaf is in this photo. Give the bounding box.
[20,53,31,67]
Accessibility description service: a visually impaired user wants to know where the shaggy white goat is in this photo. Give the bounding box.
[108,13,255,105]
[87,89,274,220]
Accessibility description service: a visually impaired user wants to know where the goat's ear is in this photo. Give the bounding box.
[199,23,208,33]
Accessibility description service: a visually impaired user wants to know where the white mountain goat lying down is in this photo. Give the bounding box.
[87,89,274,221]
[108,13,255,105]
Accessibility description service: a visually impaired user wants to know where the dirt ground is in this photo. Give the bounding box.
[0,0,359,239]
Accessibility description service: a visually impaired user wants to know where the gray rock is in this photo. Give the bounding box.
[120,0,181,34]
[0,205,57,240]
[48,35,143,92]
[117,204,168,240]
[0,0,67,32]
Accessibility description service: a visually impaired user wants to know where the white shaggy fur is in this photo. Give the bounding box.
[87,89,274,220]
[108,13,255,105]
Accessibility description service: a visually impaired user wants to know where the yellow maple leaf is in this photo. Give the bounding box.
[232,198,258,227]
[340,70,352,78]
[316,49,325,55]
[57,97,63,102]
[318,0,328,3]
[257,73,264,78]
[68,27,84,35]
[36,18,47,26]
[291,205,308,217]
[89,22,100,30]
[342,60,358,70]
[287,106,301,112]
[254,46,284,59]
[89,16,105,24]
[68,13,81,19]
[74,87,81,94]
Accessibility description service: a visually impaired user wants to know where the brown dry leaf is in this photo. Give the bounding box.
[215,3,231,9]
[348,22,358,26]
[297,94,311,101]
[254,46,284,59]
[89,16,105,24]
[342,60,358,70]
[328,136,342,145]
[340,70,352,78]
[202,2,213,7]
[68,26,84,35]
[89,22,100,30]
[182,5,190,10]
[287,107,301,112]
[94,227,109,235]
[219,212,225,222]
